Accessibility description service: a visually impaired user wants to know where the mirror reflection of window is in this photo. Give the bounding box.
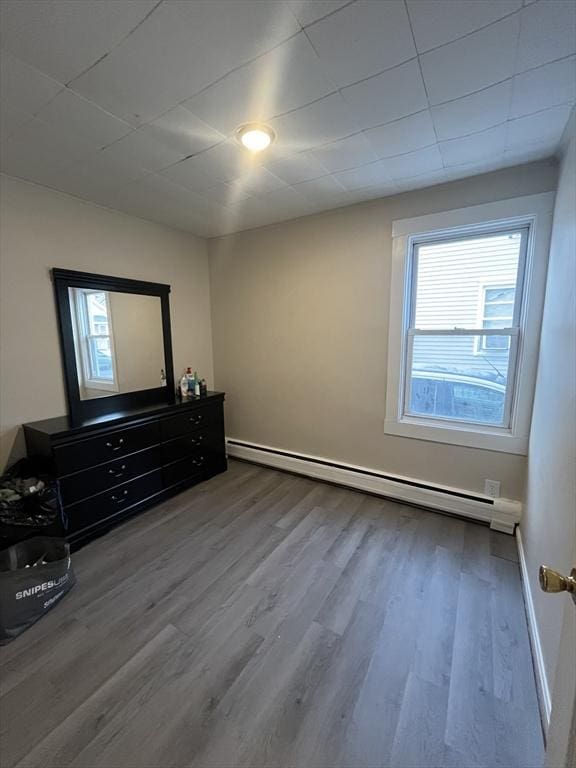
[68,287,165,400]
[71,288,119,395]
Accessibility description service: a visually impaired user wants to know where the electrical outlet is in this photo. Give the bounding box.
[484,479,501,498]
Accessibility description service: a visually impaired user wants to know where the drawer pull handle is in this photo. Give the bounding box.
[108,464,126,479]
[192,456,205,467]
[106,438,125,451]
[189,415,203,424]
[190,435,204,445]
[111,490,129,503]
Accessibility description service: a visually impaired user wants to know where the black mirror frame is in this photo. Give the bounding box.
[52,268,175,425]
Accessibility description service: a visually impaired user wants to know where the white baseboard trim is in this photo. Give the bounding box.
[226,438,522,534]
[515,526,552,732]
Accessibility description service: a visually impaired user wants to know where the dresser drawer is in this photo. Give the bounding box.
[161,428,224,466]
[55,421,160,476]
[59,446,161,506]
[163,453,226,488]
[66,470,163,535]
[160,405,222,441]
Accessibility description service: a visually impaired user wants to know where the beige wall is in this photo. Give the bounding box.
[107,292,164,395]
[521,118,575,737]
[0,175,214,471]
[209,161,558,500]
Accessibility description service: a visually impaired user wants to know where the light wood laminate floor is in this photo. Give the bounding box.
[0,460,543,768]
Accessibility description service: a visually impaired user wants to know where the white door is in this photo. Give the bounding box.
[541,558,576,768]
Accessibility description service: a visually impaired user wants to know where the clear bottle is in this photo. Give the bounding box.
[186,367,194,396]
[194,371,201,397]
[180,368,191,399]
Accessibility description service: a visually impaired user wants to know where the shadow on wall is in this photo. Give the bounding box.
[1,426,27,473]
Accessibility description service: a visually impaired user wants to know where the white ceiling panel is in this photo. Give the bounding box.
[504,143,559,166]
[364,111,437,158]
[181,33,335,137]
[309,133,377,173]
[47,151,149,203]
[341,59,428,130]
[0,104,30,141]
[394,169,448,192]
[305,0,415,88]
[35,89,132,149]
[384,145,444,180]
[431,81,513,141]
[202,180,254,207]
[506,104,574,150]
[159,141,248,191]
[293,174,347,198]
[264,151,329,184]
[286,1,351,27]
[0,0,158,84]
[71,1,300,125]
[516,1,576,72]
[100,129,187,174]
[0,50,62,119]
[406,0,522,53]
[439,124,507,167]
[140,107,225,159]
[510,57,576,119]
[269,93,359,150]
[1,0,571,236]
[420,15,520,105]
[334,159,393,191]
[234,167,287,197]
[0,117,95,188]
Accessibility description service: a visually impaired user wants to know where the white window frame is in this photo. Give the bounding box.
[384,193,555,455]
[71,288,119,393]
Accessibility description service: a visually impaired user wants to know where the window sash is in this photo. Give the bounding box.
[407,225,529,331]
[402,328,519,429]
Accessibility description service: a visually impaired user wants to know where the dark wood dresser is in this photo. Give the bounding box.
[23,392,226,547]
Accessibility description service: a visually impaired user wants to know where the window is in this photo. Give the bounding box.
[385,194,554,454]
[478,285,515,352]
[72,289,118,392]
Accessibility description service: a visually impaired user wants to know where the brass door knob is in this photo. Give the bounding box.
[539,566,576,598]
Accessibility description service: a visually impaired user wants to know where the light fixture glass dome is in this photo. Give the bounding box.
[236,123,275,152]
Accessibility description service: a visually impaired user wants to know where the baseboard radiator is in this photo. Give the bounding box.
[226,438,522,534]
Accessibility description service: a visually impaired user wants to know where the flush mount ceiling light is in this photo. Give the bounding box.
[235,123,276,152]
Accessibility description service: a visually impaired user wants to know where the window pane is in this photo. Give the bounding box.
[485,287,515,303]
[86,292,109,335]
[413,232,523,329]
[484,301,514,319]
[408,334,510,424]
[89,337,113,380]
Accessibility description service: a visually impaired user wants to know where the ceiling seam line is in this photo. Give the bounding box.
[65,0,165,88]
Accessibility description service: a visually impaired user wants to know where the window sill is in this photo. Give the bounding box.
[384,417,528,455]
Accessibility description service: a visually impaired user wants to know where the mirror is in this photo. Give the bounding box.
[52,269,175,424]
[68,288,165,400]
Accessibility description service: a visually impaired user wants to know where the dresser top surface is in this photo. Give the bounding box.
[24,392,225,439]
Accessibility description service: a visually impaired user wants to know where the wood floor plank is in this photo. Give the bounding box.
[0,460,543,768]
[445,571,496,766]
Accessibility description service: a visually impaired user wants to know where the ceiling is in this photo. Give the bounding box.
[1,0,574,238]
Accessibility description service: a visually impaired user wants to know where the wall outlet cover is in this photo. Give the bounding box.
[485,479,501,498]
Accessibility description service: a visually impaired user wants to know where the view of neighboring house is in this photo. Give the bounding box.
[410,230,522,424]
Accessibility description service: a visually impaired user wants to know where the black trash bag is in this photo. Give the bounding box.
[0,537,75,645]
[0,458,63,529]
